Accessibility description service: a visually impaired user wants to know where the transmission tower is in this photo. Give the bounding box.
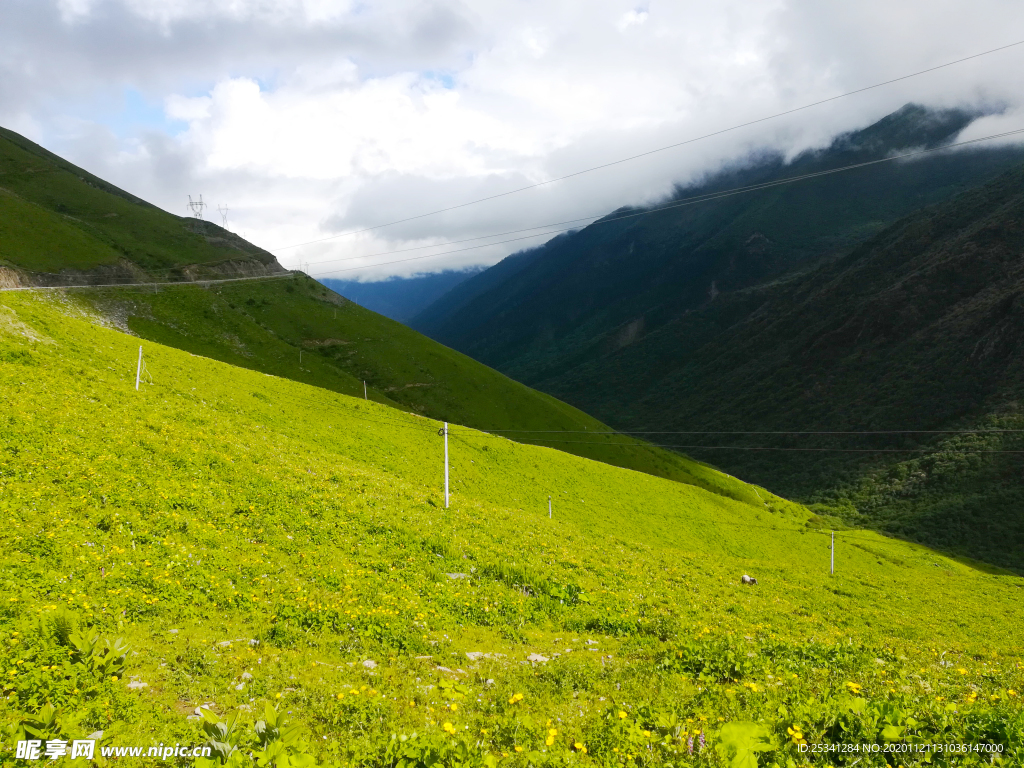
[217,205,230,229]
[186,195,207,220]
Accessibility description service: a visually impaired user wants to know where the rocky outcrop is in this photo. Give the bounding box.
[0,267,23,289]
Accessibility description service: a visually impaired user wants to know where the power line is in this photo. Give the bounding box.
[12,122,1021,287]
[479,428,1024,436]
[216,379,1024,455]
[475,437,1024,454]
[307,127,1024,276]
[143,363,978,558]
[269,37,1024,252]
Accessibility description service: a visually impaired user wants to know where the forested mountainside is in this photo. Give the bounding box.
[412,106,1024,569]
[537,164,1024,570]
[412,105,1024,384]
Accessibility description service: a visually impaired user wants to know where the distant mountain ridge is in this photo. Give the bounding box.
[320,268,483,322]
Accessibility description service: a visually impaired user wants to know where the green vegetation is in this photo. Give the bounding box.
[68,274,763,506]
[409,106,1024,572]
[2,292,1023,766]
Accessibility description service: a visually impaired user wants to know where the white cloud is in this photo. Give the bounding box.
[617,8,648,32]
[3,0,1024,282]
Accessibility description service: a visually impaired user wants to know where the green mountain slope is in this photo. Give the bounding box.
[0,125,762,504]
[0,126,281,278]
[1,292,1022,764]
[74,276,765,503]
[541,164,1024,571]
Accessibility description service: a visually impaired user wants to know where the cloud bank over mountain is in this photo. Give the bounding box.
[3,0,1023,279]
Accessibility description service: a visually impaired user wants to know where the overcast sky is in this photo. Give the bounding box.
[3,0,1024,281]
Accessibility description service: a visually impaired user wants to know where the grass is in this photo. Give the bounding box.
[1,291,1022,766]
[0,188,122,272]
[71,275,768,507]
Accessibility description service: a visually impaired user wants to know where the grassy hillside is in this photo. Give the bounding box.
[0,126,279,276]
[62,274,764,506]
[541,165,1024,572]
[1,292,1022,766]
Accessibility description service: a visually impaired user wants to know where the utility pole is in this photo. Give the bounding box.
[363,381,367,400]
[830,531,835,575]
[438,423,449,508]
[218,205,230,230]
[186,195,207,234]
[186,195,207,219]
[135,346,143,391]
[548,495,552,519]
